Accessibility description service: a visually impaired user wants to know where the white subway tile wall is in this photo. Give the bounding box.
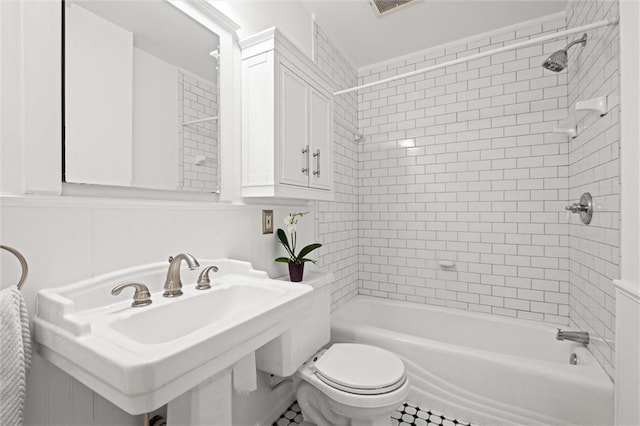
[356,15,574,323]
[178,71,219,192]
[566,0,619,379]
[313,24,360,311]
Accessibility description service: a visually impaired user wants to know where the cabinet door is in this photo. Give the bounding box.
[308,87,332,191]
[279,64,309,188]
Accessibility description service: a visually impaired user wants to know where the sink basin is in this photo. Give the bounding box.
[109,283,285,345]
[34,259,314,415]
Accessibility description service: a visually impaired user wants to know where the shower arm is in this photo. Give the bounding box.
[563,34,587,51]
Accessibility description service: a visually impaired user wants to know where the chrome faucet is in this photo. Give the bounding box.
[163,253,200,297]
[556,328,589,344]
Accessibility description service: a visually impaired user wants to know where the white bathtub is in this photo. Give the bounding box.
[331,296,613,426]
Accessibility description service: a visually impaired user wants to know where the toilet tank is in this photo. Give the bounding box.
[255,271,333,376]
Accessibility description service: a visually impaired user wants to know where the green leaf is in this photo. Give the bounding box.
[274,257,290,263]
[276,228,295,258]
[298,258,317,264]
[297,243,321,260]
[276,228,290,249]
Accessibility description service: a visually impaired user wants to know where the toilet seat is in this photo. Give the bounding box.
[312,344,407,395]
[297,343,411,419]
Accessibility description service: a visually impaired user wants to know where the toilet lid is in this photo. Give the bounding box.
[313,344,405,393]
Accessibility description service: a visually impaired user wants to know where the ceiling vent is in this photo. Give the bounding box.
[369,0,417,17]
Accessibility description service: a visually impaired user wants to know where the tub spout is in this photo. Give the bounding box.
[556,329,589,345]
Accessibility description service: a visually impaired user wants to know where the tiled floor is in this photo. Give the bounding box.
[272,401,303,426]
[272,401,479,426]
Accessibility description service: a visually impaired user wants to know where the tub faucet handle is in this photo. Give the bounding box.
[565,203,588,213]
[564,192,593,225]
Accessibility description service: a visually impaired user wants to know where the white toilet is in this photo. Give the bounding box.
[255,272,409,426]
[295,343,410,426]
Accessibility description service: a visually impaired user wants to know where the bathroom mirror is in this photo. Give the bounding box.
[63,0,221,194]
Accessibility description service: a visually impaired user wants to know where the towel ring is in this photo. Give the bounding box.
[1,245,28,290]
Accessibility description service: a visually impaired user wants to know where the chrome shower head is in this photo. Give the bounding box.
[542,33,587,72]
[542,50,568,72]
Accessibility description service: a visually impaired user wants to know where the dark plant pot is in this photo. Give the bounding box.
[288,262,304,282]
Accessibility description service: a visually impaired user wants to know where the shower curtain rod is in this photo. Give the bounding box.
[334,17,619,96]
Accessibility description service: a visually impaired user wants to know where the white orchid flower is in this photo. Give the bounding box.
[284,214,297,234]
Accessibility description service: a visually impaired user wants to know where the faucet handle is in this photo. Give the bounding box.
[196,266,219,290]
[111,282,152,308]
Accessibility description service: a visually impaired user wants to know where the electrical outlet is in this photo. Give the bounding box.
[262,210,273,234]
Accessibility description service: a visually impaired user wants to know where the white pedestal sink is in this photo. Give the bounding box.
[33,259,321,423]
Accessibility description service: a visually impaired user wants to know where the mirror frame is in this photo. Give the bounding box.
[60,0,241,202]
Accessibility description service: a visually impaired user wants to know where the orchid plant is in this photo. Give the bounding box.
[275,212,321,265]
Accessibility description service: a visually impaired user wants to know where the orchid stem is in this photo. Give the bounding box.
[292,231,297,261]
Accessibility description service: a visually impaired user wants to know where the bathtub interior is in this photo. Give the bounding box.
[331,295,614,426]
[334,296,584,364]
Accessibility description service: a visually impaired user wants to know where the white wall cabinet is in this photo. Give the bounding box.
[241,28,333,200]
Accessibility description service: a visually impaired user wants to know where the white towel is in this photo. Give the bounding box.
[232,352,257,395]
[0,287,31,425]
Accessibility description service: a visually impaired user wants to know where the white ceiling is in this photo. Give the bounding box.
[301,0,568,68]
